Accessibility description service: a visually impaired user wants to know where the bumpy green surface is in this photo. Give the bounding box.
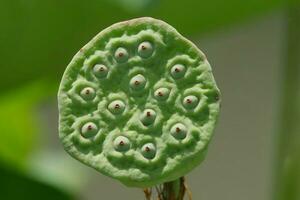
[58,17,221,187]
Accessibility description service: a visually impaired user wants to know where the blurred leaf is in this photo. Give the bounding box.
[107,0,159,12]
[0,0,285,94]
[27,150,90,194]
[274,3,300,200]
[0,80,90,196]
[0,161,74,200]
[152,0,285,34]
[0,80,54,168]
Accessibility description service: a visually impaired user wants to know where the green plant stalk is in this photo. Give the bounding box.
[274,3,300,200]
[162,177,186,200]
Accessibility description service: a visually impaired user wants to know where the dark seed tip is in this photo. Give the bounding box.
[146,111,151,117]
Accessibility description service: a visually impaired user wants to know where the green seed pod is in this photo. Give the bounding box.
[113,136,131,152]
[182,95,199,109]
[170,123,187,140]
[114,47,129,63]
[130,74,146,90]
[154,87,170,101]
[80,87,96,100]
[58,17,221,188]
[93,64,108,78]
[81,122,98,138]
[137,41,154,58]
[170,64,186,79]
[108,100,125,114]
[141,143,156,159]
[140,109,157,126]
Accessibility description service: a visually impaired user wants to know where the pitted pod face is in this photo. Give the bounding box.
[58,17,220,188]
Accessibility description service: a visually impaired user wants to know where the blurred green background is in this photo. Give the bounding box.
[0,0,299,199]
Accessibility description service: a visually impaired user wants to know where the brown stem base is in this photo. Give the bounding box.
[143,177,192,200]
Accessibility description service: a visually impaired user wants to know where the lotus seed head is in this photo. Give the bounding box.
[171,123,187,140]
[81,122,98,138]
[114,47,129,63]
[58,17,221,187]
[183,95,199,109]
[141,143,156,159]
[154,87,170,101]
[114,136,130,152]
[93,64,108,78]
[130,74,146,90]
[140,109,156,126]
[171,64,186,79]
[80,87,96,100]
[108,100,125,114]
[138,41,154,58]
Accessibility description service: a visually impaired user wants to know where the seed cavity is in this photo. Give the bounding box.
[93,64,108,78]
[141,143,156,159]
[154,88,170,101]
[130,74,146,90]
[80,87,96,100]
[108,100,125,114]
[81,122,98,138]
[171,64,186,79]
[137,41,154,58]
[170,123,187,140]
[140,109,156,126]
[182,95,199,109]
[114,47,129,63]
[113,136,130,152]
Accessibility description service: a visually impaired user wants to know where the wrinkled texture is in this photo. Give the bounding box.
[58,17,221,187]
